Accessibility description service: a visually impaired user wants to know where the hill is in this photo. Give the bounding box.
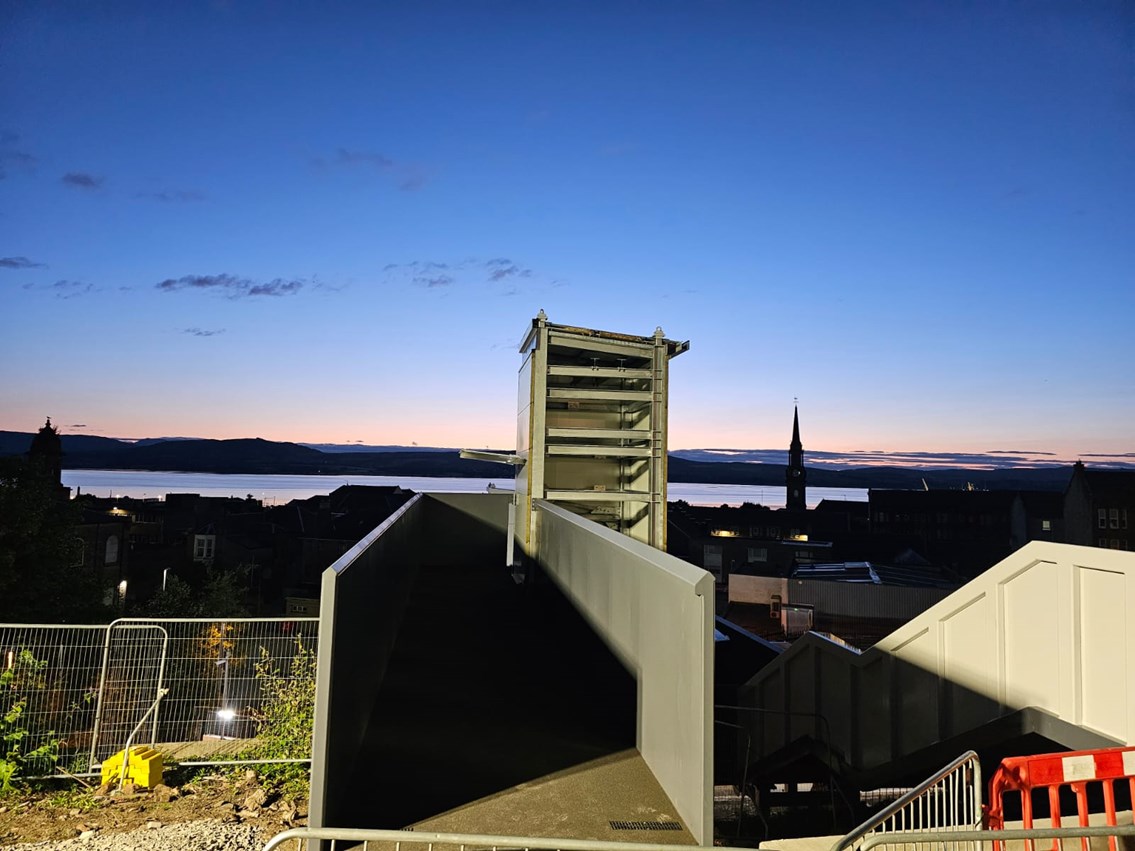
[0,430,1077,490]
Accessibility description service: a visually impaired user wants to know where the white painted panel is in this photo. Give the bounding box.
[942,594,996,696]
[1003,561,1062,711]
[1079,567,1127,739]
[739,543,1135,777]
[942,593,1000,735]
[535,501,714,844]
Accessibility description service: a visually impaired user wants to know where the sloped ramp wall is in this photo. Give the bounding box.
[309,494,425,830]
[742,542,1135,776]
[534,500,716,844]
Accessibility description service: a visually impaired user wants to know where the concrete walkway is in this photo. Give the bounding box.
[413,749,695,844]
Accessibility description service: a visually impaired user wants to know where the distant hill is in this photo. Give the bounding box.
[301,443,456,454]
[666,456,1073,491]
[0,431,132,456]
[0,430,1079,490]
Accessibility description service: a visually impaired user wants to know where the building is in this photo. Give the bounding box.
[868,488,1017,578]
[786,405,806,511]
[1064,461,1133,550]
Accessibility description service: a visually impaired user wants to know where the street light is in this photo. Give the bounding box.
[216,643,231,736]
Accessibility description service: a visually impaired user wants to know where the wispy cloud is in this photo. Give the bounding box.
[382,257,551,295]
[136,189,206,203]
[156,273,305,298]
[0,256,46,270]
[68,424,87,428]
[22,279,96,299]
[0,132,37,179]
[485,258,534,282]
[330,149,393,169]
[312,147,428,191]
[183,327,226,337]
[62,172,104,190]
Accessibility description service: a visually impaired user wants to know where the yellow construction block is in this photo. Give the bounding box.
[100,746,164,788]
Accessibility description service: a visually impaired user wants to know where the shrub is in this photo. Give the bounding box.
[1,650,60,793]
[243,635,316,799]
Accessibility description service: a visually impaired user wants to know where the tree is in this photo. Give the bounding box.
[0,457,108,623]
[132,569,250,618]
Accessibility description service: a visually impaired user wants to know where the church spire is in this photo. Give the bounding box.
[786,404,806,511]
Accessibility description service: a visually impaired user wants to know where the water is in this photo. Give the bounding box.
[62,469,867,509]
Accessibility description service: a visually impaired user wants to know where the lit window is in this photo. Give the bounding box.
[194,534,216,561]
[1041,520,1052,532]
[105,535,119,565]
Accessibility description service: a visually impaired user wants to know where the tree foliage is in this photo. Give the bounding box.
[0,457,108,623]
[133,569,250,618]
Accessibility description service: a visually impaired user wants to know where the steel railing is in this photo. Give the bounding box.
[860,824,1135,851]
[262,828,741,851]
[832,750,983,851]
[262,825,1135,851]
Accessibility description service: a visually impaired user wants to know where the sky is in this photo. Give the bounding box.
[2,1,1132,463]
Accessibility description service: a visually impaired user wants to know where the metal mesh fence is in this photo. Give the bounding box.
[0,624,106,775]
[0,617,318,775]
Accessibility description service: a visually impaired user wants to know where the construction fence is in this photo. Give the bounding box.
[0,617,318,776]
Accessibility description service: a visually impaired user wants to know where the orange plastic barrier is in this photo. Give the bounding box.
[985,746,1135,851]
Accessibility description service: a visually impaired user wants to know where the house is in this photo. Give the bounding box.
[1064,461,1133,550]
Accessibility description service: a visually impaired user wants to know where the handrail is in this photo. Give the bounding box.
[262,827,742,851]
[860,824,1135,851]
[831,750,982,851]
[259,813,1135,851]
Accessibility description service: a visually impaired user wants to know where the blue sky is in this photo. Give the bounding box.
[2,1,1132,460]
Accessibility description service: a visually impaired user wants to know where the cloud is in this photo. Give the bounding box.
[136,189,206,203]
[183,327,226,337]
[62,172,104,190]
[382,256,548,295]
[485,258,534,282]
[313,147,428,191]
[22,279,96,299]
[329,148,393,169]
[156,273,305,298]
[0,133,37,179]
[414,275,454,288]
[0,256,46,269]
[68,424,87,429]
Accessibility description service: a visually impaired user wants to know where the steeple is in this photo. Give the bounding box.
[786,405,806,511]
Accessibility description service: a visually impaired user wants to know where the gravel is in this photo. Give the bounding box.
[4,818,276,851]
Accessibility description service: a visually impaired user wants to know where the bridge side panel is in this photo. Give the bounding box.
[533,500,715,844]
[309,495,425,830]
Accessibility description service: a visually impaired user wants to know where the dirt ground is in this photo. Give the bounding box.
[0,771,306,846]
